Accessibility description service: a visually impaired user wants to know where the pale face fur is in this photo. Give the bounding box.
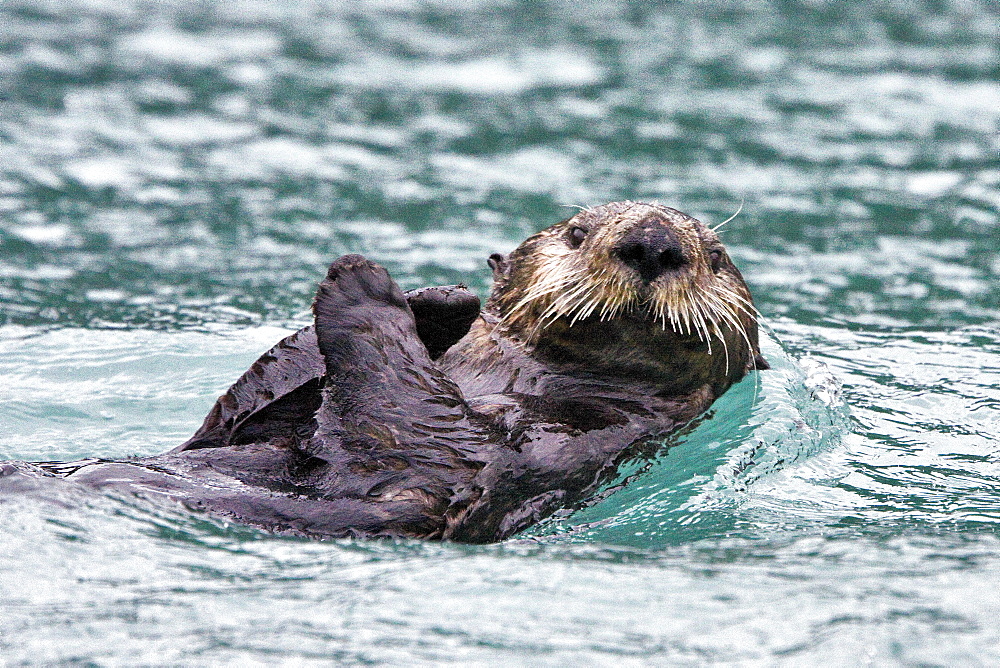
[486,201,763,386]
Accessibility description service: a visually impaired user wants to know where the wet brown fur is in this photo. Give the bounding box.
[6,201,768,543]
[450,201,764,398]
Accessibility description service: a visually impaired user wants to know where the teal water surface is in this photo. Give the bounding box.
[1,1,999,664]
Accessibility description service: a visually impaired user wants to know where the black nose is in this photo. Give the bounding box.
[612,224,686,282]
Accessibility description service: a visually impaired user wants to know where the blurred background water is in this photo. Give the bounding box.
[1,0,999,664]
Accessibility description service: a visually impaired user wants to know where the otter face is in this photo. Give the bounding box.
[488,201,765,386]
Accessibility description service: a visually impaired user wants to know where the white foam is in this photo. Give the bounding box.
[118,28,282,67]
[906,171,963,197]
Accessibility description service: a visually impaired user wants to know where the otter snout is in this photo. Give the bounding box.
[612,224,686,282]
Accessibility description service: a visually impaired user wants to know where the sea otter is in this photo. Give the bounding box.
[9,201,768,542]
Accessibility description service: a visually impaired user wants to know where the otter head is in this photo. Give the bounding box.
[487,201,768,396]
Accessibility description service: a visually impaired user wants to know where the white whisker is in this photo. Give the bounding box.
[712,198,744,232]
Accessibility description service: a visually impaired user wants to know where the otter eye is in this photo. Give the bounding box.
[568,226,588,248]
[709,249,723,272]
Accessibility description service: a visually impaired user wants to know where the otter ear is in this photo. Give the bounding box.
[488,253,509,281]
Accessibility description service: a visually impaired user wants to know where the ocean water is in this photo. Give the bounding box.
[1,0,999,664]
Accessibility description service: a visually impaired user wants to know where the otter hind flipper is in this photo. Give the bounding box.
[405,285,480,359]
[175,282,480,453]
[304,255,487,536]
[311,255,476,443]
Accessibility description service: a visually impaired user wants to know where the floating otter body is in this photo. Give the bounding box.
[10,202,767,543]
